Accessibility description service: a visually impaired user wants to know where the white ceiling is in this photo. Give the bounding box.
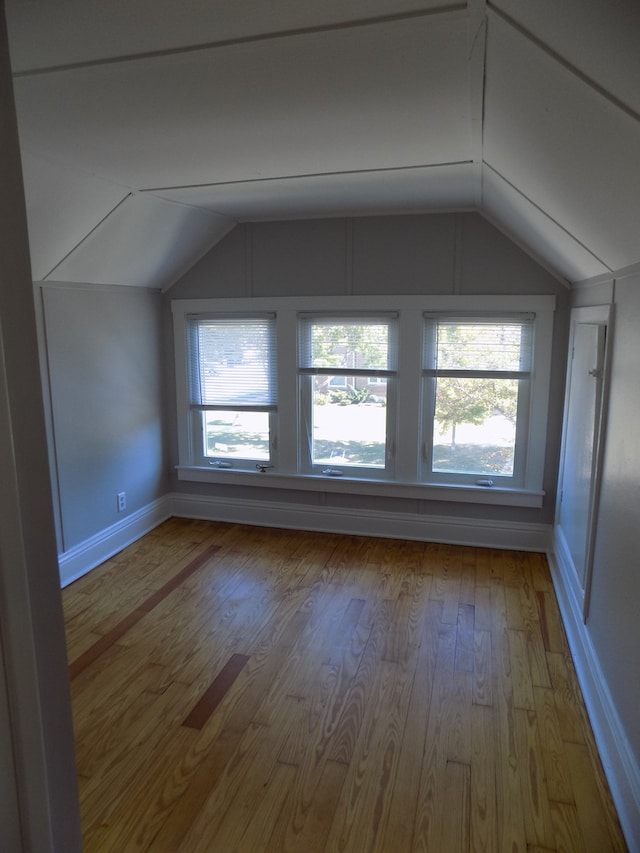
[6,0,640,288]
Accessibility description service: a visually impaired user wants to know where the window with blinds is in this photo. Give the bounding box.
[186,315,277,466]
[298,315,397,476]
[422,316,534,485]
[173,295,554,503]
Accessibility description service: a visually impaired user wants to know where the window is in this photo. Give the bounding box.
[298,315,397,477]
[422,315,533,486]
[173,295,554,506]
[186,315,277,468]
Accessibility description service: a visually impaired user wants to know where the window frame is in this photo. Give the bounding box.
[421,313,534,488]
[182,313,277,471]
[172,295,555,507]
[297,313,398,479]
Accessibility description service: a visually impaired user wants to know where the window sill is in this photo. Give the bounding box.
[175,466,544,508]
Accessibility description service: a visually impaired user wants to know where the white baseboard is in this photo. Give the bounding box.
[58,497,172,587]
[58,491,551,587]
[553,523,586,620]
[547,546,640,852]
[167,491,552,551]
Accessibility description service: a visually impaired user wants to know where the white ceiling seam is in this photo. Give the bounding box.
[483,161,611,286]
[142,160,476,196]
[6,1,466,74]
[484,11,640,273]
[19,150,135,281]
[486,3,640,126]
[488,0,640,118]
[148,164,478,224]
[42,194,133,281]
[6,0,640,287]
[47,194,236,289]
[482,161,610,270]
[12,15,472,189]
[481,170,609,285]
[467,0,488,209]
[11,4,468,79]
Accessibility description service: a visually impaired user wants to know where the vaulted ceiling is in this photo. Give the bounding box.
[6,0,640,289]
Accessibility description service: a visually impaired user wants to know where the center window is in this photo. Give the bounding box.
[298,315,397,478]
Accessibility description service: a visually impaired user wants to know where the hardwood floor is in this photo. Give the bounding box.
[63,518,627,852]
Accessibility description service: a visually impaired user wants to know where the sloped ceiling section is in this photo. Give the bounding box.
[19,151,130,282]
[5,0,640,288]
[484,5,640,279]
[48,193,234,289]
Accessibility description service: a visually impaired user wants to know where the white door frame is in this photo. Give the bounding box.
[0,6,82,848]
[555,304,613,622]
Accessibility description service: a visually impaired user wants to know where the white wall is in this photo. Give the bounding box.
[0,3,81,848]
[587,272,640,806]
[167,212,569,527]
[588,271,640,760]
[37,282,169,558]
[549,269,640,848]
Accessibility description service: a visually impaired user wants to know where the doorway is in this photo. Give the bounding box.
[555,304,611,621]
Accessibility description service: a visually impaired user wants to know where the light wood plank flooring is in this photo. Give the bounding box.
[63,518,627,852]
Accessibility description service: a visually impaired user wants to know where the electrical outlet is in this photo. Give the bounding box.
[117,492,126,512]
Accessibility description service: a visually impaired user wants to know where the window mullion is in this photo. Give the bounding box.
[395,310,423,482]
[172,295,553,500]
[275,310,298,474]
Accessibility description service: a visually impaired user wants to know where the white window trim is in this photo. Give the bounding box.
[186,313,277,470]
[421,313,534,488]
[172,294,555,507]
[297,312,398,479]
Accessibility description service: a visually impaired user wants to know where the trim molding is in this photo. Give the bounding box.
[58,491,552,587]
[167,491,552,551]
[58,497,171,587]
[548,545,640,852]
[552,524,585,619]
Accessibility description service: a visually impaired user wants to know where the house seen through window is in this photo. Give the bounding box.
[173,295,554,504]
[298,316,397,476]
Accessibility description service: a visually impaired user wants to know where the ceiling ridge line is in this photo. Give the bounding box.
[466,0,488,209]
[487,2,640,127]
[142,192,238,221]
[138,161,475,195]
[12,3,467,79]
[483,160,612,272]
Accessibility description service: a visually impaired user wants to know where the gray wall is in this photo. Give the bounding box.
[167,212,569,524]
[586,269,640,761]
[39,283,168,551]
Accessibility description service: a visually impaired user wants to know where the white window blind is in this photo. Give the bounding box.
[299,315,398,374]
[421,315,535,485]
[188,315,277,409]
[297,314,398,477]
[424,316,534,376]
[173,294,554,504]
[424,315,534,378]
